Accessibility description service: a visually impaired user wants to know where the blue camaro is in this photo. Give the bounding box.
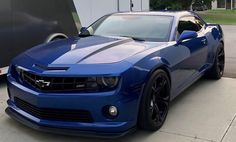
[6,11,225,137]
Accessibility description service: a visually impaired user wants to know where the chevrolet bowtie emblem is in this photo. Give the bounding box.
[35,80,51,88]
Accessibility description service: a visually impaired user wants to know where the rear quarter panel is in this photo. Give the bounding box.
[204,24,224,64]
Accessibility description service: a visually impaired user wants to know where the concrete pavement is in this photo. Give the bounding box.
[1,77,236,142]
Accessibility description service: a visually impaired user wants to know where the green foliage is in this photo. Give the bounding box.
[170,3,182,10]
[150,0,171,10]
[150,0,215,10]
[198,10,236,25]
[194,0,214,8]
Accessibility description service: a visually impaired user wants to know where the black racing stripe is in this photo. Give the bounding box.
[77,38,133,63]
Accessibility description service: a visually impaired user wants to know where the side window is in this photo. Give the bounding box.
[194,17,204,31]
[176,16,202,38]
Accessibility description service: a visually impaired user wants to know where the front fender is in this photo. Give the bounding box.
[120,57,171,125]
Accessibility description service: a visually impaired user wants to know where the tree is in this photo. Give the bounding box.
[150,0,172,10]
[150,0,215,10]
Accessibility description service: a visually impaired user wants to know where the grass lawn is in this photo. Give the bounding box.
[198,10,236,25]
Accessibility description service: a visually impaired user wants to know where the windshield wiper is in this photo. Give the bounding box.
[119,36,146,41]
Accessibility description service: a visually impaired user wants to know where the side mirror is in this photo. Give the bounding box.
[177,31,198,44]
[79,27,90,37]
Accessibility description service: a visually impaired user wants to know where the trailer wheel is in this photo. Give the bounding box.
[46,33,68,43]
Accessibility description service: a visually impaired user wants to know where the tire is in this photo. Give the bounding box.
[138,69,171,131]
[206,43,225,79]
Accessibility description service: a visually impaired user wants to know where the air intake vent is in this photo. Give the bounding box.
[14,97,93,122]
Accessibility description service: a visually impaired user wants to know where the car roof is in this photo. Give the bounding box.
[112,11,194,18]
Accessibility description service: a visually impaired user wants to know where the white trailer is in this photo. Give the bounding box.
[73,0,150,27]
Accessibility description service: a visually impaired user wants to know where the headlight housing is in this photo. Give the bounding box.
[99,77,119,88]
[95,77,120,90]
[85,76,120,91]
[74,77,120,92]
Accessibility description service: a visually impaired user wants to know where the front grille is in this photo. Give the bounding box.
[14,97,93,122]
[17,69,98,92]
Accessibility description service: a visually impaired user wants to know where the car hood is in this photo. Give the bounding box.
[25,36,167,65]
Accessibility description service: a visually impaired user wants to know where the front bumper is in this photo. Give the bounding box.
[6,74,141,137]
[5,107,136,138]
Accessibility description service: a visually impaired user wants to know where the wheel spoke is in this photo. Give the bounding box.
[218,50,224,57]
[158,106,168,122]
[152,94,156,104]
[149,94,156,117]
[159,77,167,89]
[152,77,167,95]
[218,57,224,62]
[152,82,160,94]
[153,103,159,113]
[219,59,224,64]
[216,47,225,75]
[152,103,160,120]
[149,74,170,123]
[157,93,170,101]
[217,62,224,68]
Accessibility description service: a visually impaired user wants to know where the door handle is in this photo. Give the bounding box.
[201,39,207,45]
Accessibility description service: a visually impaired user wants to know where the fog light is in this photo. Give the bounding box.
[102,105,119,119]
[109,106,118,117]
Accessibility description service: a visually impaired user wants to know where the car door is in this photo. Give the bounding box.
[178,16,208,72]
[172,16,208,93]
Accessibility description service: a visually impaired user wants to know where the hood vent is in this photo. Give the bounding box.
[34,64,69,71]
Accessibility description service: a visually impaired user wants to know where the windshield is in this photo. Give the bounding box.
[87,14,174,42]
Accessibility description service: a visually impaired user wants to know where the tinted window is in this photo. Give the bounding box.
[195,17,204,30]
[88,15,174,42]
[177,16,203,36]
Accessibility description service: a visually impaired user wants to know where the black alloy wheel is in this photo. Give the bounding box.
[138,69,170,131]
[206,43,225,79]
[217,45,225,77]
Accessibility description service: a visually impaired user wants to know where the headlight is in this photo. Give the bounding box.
[87,77,119,91]
[101,77,119,88]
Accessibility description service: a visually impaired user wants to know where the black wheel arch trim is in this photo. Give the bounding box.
[146,65,172,89]
[137,64,172,109]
